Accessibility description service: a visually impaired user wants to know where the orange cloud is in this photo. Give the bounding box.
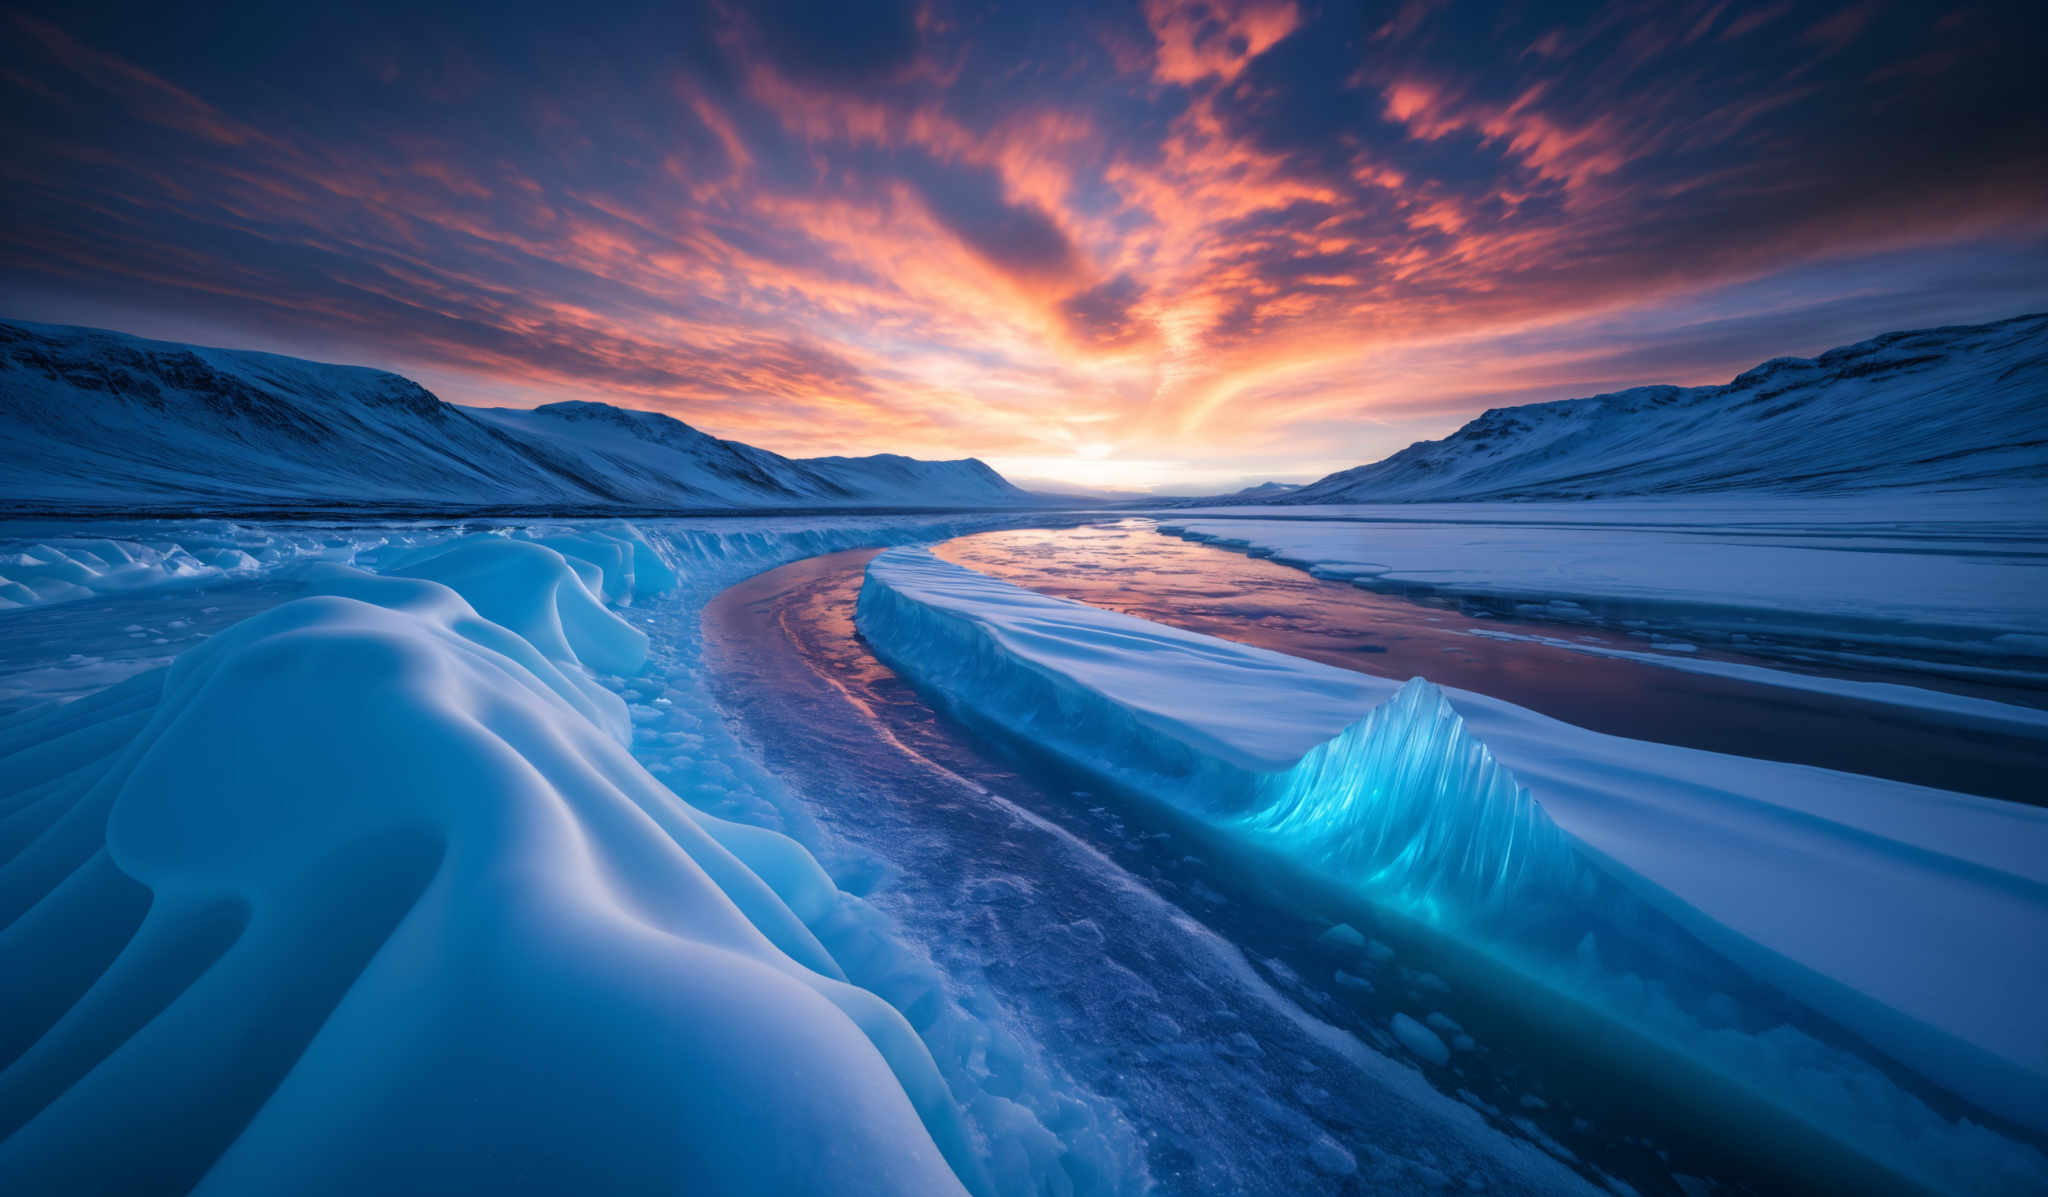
[3,2,2044,491]
[1145,0,1301,84]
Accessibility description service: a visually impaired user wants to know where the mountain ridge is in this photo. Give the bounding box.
[1178,312,2048,506]
[0,320,1039,512]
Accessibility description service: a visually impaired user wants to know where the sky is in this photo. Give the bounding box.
[2,1,2044,494]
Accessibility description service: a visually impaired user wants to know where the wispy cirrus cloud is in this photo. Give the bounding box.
[1,0,2042,489]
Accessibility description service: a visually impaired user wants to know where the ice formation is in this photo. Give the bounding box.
[4,514,2044,1195]
[1,535,262,609]
[855,547,1579,921]
[1248,678,1582,916]
[0,528,993,1194]
[855,547,2048,1193]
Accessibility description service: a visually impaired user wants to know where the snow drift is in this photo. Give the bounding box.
[0,320,1036,511]
[1206,313,2048,504]
[856,548,2048,1194]
[0,528,994,1194]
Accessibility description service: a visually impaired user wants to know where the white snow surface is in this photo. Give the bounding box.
[0,320,1036,510]
[857,548,2048,1190]
[1252,313,2048,503]
[1156,490,2048,657]
[0,518,1164,1195]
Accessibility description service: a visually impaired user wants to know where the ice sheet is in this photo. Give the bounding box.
[857,547,2048,1188]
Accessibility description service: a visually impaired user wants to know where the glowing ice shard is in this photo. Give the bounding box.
[1249,678,1578,915]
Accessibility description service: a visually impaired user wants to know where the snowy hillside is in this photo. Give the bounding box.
[1215,481,1303,502]
[1267,313,2048,504]
[0,321,1037,511]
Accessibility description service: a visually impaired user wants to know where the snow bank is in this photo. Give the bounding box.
[1155,491,2048,658]
[1461,627,2048,736]
[0,532,992,1194]
[857,548,2048,1192]
[853,550,1582,919]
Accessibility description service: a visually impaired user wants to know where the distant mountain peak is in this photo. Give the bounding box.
[0,319,1044,512]
[1218,312,2048,506]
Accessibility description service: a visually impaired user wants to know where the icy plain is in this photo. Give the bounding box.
[1,506,2044,1196]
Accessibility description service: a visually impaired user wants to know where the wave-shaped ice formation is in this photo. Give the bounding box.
[0,528,992,1194]
[856,547,2048,1193]
[0,516,691,614]
[1249,679,1582,914]
[0,532,282,609]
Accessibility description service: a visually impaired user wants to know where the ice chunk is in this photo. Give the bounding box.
[1308,1134,1359,1176]
[1391,1014,1451,1067]
[1317,922,1366,951]
[1248,678,1580,915]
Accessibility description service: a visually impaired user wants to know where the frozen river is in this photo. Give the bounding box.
[936,522,2048,804]
[3,515,2041,1195]
[702,539,2009,1195]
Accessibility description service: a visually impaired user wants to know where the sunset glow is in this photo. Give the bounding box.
[2,0,2043,490]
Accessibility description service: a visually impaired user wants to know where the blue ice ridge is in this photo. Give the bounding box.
[1246,678,1581,916]
[853,549,1582,921]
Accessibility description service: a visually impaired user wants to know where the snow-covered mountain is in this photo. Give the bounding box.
[0,320,1038,510]
[1256,313,2048,505]
[1215,481,1302,501]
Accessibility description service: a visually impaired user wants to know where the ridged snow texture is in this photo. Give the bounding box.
[0,527,988,1196]
[1248,678,1577,913]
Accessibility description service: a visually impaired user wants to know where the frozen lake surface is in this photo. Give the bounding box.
[935,522,2048,803]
